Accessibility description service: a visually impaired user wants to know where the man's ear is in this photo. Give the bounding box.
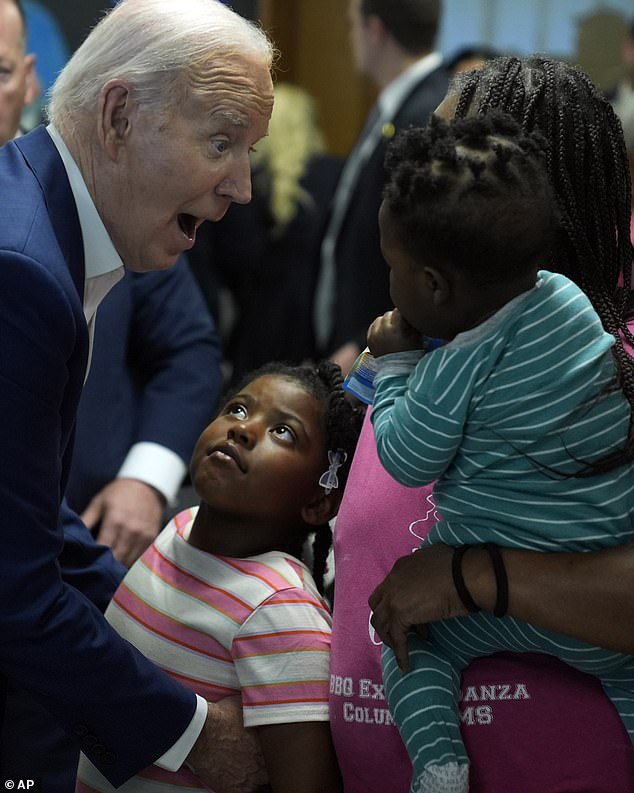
[98,79,133,159]
[301,490,341,527]
[421,266,452,306]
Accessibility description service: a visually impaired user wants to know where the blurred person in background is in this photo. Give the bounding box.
[0,0,38,143]
[610,15,634,120]
[313,0,450,376]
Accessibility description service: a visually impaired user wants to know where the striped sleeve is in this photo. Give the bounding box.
[371,346,475,487]
[370,272,616,489]
[232,586,332,727]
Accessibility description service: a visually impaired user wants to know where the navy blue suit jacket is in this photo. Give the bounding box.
[0,126,197,785]
[325,63,451,353]
[65,257,221,515]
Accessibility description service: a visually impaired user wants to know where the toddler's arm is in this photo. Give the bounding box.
[369,313,464,487]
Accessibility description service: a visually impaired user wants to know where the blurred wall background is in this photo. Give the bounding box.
[25,0,634,154]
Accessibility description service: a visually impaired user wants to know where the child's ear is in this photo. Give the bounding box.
[301,490,341,527]
[421,266,451,306]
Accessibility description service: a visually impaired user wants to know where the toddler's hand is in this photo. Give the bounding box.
[367,309,423,357]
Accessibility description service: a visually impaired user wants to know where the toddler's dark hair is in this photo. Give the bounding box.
[382,110,558,285]
[229,359,364,592]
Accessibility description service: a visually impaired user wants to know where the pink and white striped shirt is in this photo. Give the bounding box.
[77,507,332,793]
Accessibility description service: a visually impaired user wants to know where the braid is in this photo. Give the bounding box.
[454,75,477,118]
[308,360,363,592]
[449,54,634,473]
[314,359,363,475]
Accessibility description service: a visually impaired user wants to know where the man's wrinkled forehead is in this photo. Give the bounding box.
[190,54,274,122]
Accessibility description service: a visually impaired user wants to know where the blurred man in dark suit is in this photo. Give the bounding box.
[314,0,450,375]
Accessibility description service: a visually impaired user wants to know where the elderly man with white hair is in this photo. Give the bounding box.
[0,1,274,791]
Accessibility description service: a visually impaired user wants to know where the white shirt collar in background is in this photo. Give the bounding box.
[378,51,443,121]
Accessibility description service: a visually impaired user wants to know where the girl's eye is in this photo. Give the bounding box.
[271,425,296,443]
[226,403,247,419]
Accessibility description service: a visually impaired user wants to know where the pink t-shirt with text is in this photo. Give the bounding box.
[330,410,634,793]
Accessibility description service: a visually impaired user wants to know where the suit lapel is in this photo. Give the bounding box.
[14,127,89,484]
[14,126,85,301]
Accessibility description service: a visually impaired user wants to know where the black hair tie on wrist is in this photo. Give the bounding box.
[451,545,481,613]
[483,542,509,618]
[451,543,509,617]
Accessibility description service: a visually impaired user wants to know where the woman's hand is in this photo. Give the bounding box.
[369,544,495,671]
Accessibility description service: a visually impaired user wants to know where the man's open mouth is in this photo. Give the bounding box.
[178,213,198,240]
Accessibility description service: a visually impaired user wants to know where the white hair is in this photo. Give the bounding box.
[48,0,274,135]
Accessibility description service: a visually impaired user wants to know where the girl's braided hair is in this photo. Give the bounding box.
[383,110,558,284]
[230,359,364,591]
[449,55,634,474]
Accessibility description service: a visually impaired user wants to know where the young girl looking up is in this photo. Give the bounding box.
[367,111,634,793]
[76,360,363,793]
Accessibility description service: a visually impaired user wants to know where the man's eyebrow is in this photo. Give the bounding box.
[207,108,247,126]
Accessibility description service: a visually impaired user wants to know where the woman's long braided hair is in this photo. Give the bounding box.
[451,55,634,474]
[230,359,363,592]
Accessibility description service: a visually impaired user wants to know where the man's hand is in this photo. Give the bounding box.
[186,698,268,793]
[367,309,422,358]
[81,478,164,567]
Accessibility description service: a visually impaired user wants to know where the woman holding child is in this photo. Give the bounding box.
[329,55,634,792]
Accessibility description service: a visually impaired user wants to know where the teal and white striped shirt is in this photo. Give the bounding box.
[371,271,634,552]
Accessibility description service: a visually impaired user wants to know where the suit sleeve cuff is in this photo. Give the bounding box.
[116,442,187,506]
[155,695,207,771]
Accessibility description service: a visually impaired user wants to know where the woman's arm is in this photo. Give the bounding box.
[492,544,634,654]
[369,542,634,671]
[255,721,342,793]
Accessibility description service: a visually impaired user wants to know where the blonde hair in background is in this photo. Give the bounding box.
[251,82,326,234]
